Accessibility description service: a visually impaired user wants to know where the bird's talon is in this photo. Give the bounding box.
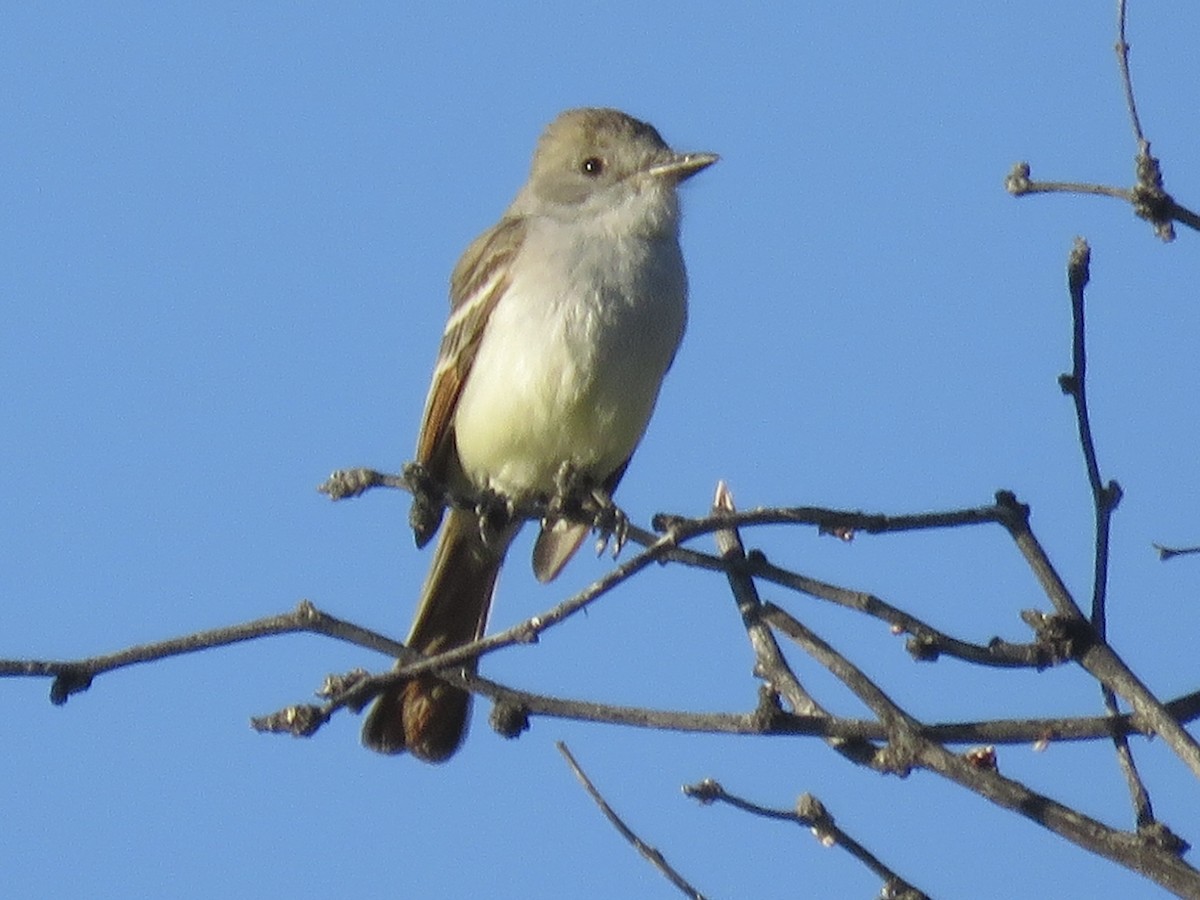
[474,488,514,547]
[587,490,629,559]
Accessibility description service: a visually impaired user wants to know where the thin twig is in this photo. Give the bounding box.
[1112,0,1182,241]
[707,487,822,717]
[1115,0,1145,145]
[1062,239,1157,828]
[638,501,1068,671]
[1101,686,1156,828]
[655,500,1005,541]
[558,742,708,900]
[684,779,929,900]
[1154,543,1200,561]
[0,601,401,705]
[745,551,1059,669]
[470,679,1200,746]
[1004,168,1132,203]
[1005,163,1200,237]
[756,603,923,773]
[1061,239,1121,631]
[709,481,877,768]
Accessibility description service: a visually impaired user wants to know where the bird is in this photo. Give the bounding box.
[361,107,717,761]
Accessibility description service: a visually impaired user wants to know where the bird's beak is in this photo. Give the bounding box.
[648,151,719,182]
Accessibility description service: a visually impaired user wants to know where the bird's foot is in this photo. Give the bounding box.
[474,486,515,547]
[404,462,445,548]
[550,462,629,558]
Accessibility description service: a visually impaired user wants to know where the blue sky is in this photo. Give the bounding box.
[3,3,1199,897]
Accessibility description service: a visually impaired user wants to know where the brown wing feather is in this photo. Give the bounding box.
[415,216,525,480]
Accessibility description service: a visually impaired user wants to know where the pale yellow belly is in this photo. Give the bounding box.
[452,278,683,499]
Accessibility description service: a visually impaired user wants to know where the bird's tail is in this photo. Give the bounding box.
[361,507,511,762]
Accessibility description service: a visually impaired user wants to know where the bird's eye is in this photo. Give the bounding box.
[581,157,604,176]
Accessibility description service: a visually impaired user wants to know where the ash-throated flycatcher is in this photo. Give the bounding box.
[362,108,717,761]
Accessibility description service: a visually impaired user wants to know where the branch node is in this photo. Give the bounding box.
[963,745,999,772]
[650,512,686,533]
[818,521,856,542]
[1067,237,1091,292]
[681,777,723,805]
[873,736,917,777]
[514,620,542,644]
[796,793,837,847]
[883,881,929,900]
[295,598,319,622]
[250,703,327,737]
[1137,820,1191,857]
[905,632,940,662]
[318,467,381,500]
[1102,480,1124,512]
[1004,161,1032,195]
[751,685,786,731]
[489,699,530,740]
[316,668,372,703]
[1019,610,1093,662]
[1130,145,1177,241]
[993,490,1030,527]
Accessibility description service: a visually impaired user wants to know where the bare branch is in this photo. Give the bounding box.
[1002,7,1200,241]
[325,462,1009,548]
[0,600,400,705]
[709,481,879,771]
[8,461,1195,894]
[684,779,929,900]
[1060,239,1121,632]
[1059,238,1159,831]
[318,466,413,500]
[746,552,1059,669]
[654,499,1005,541]
[761,600,1200,895]
[558,742,708,900]
[907,732,1199,897]
[269,653,1200,744]
[991,492,1200,777]
[1154,543,1200,561]
[1004,162,1200,239]
[1115,0,1146,146]
[756,603,923,774]
[1113,1,1184,241]
[7,519,1195,759]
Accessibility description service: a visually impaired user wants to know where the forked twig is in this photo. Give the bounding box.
[1004,2,1200,239]
[684,779,929,900]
